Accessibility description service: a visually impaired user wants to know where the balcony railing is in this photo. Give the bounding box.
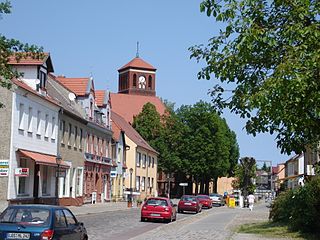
[85,152,112,165]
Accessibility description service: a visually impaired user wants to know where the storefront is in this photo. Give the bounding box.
[9,150,69,205]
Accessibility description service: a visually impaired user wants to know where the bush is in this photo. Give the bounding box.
[269,176,320,234]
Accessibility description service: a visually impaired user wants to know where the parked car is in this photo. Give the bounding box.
[196,195,212,209]
[178,195,202,213]
[141,197,177,223]
[209,193,225,206]
[0,204,88,240]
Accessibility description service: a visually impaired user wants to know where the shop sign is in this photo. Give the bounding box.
[110,171,117,178]
[0,160,9,177]
[15,168,29,177]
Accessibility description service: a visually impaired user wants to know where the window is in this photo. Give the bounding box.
[54,210,67,228]
[63,209,77,225]
[74,126,78,148]
[151,178,154,189]
[37,111,41,135]
[51,117,56,139]
[133,74,137,87]
[136,176,140,191]
[42,165,50,195]
[76,167,83,196]
[27,107,33,133]
[44,114,49,138]
[148,177,151,188]
[142,154,146,168]
[18,158,27,194]
[152,157,154,168]
[60,120,65,143]
[68,123,72,146]
[148,156,151,167]
[39,71,47,89]
[79,128,83,149]
[18,103,25,130]
[148,75,152,89]
[136,152,141,167]
[142,177,145,191]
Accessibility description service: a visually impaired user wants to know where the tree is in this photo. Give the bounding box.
[132,102,183,173]
[232,157,256,199]
[176,101,239,193]
[189,0,320,154]
[0,1,43,107]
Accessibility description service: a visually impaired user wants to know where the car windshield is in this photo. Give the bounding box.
[197,195,209,199]
[181,196,196,201]
[0,207,50,226]
[146,199,168,206]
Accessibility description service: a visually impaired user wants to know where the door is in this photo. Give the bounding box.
[63,209,82,239]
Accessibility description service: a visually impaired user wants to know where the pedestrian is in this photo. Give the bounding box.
[247,193,255,211]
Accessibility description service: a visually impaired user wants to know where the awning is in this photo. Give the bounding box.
[18,150,70,168]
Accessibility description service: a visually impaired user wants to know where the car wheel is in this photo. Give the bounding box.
[178,209,182,213]
[141,217,146,222]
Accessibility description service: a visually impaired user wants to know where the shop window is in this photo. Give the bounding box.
[42,165,50,195]
[18,158,27,195]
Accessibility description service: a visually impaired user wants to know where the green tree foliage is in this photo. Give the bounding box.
[0,1,43,107]
[232,157,256,196]
[189,0,320,154]
[270,176,320,234]
[176,101,239,193]
[132,102,182,173]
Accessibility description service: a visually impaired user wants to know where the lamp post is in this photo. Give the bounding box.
[128,168,133,207]
[55,154,62,205]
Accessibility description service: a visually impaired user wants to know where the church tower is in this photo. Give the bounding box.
[117,56,157,96]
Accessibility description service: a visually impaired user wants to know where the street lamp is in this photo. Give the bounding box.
[55,154,62,205]
[129,168,133,207]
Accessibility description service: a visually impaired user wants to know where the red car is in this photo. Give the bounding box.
[196,194,213,208]
[141,197,177,222]
[178,195,202,213]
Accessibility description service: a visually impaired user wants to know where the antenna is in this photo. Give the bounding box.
[136,41,140,58]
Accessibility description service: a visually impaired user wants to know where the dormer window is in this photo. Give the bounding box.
[39,70,47,90]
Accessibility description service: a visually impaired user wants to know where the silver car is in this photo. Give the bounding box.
[209,193,225,206]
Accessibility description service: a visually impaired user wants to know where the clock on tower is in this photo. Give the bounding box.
[117,56,157,96]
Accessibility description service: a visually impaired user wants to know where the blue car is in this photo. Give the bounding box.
[0,204,88,240]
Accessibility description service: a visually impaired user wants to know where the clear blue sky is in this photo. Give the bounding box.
[2,0,292,165]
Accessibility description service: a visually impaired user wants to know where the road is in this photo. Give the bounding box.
[77,203,272,240]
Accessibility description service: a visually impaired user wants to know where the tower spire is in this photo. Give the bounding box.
[136,41,140,58]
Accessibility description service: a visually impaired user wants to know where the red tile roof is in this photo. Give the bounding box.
[110,93,166,124]
[55,76,90,96]
[112,119,122,142]
[18,149,69,168]
[118,57,156,72]
[95,90,105,107]
[8,52,54,72]
[111,111,157,154]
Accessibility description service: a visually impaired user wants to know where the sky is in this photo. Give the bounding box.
[1,0,292,165]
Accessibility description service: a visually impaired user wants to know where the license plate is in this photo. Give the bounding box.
[7,233,30,239]
[150,213,160,216]
[184,202,191,205]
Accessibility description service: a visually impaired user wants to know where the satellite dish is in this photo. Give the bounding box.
[68,92,76,101]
